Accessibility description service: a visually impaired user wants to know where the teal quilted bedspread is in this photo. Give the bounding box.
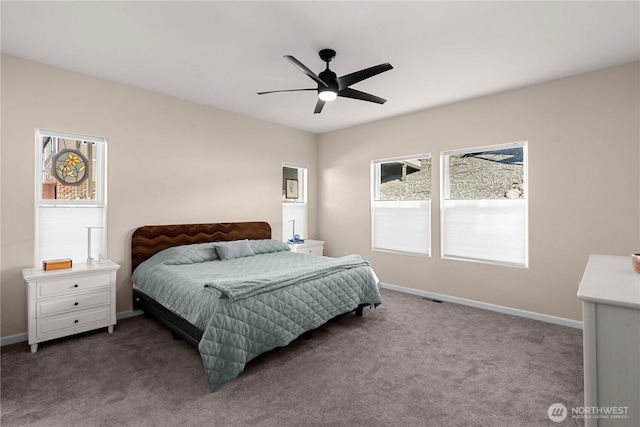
[132,239,382,391]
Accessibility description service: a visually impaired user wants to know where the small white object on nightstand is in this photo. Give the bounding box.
[22,260,120,353]
[288,239,325,256]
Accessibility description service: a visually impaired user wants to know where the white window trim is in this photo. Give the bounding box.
[35,129,106,207]
[34,129,108,265]
[371,153,431,256]
[282,163,308,241]
[440,141,528,268]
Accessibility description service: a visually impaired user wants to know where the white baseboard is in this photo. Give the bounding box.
[117,309,144,320]
[0,309,144,347]
[3,288,581,346]
[380,282,583,329]
[0,332,28,347]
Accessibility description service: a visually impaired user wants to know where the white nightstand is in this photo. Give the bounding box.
[288,239,325,256]
[22,260,120,353]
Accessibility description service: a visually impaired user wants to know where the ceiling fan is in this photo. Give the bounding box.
[257,49,393,114]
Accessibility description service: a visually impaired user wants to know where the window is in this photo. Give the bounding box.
[35,129,106,265]
[372,155,431,255]
[441,142,528,267]
[282,164,307,241]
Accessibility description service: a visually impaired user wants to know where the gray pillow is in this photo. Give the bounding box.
[213,239,255,260]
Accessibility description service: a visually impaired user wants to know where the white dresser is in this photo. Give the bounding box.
[23,260,120,353]
[288,239,325,256]
[578,255,640,427]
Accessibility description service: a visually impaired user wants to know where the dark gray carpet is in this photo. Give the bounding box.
[1,289,583,426]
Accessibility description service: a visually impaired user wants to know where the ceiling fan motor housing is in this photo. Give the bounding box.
[319,69,338,91]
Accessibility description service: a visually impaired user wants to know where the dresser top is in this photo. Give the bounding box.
[578,255,640,309]
[22,260,121,281]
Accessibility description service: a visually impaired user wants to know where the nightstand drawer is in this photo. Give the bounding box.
[37,306,110,335]
[37,274,111,298]
[37,291,110,317]
[299,246,323,256]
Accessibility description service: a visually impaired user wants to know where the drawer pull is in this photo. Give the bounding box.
[74,302,79,306]
[74,320,79,324]
[74,284,79,288]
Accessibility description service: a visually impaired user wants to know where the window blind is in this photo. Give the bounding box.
[372,200,430,255]
[442,199,527,266]
[37,206,105,265]
[282,202,307,241]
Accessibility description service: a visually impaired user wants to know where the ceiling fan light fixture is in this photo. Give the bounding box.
[318,89,337,102]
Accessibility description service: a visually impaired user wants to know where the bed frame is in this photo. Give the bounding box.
[131,221,367,347]
[131,221,272,345]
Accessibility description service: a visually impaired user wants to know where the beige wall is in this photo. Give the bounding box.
[318,62,640,321]
[2,55,638,338]
[0,55,318,337]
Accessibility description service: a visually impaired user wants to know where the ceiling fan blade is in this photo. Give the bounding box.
[338,87,387,104]
[337,63,393,90]
[257,88,316,95]
[284,55,328,88]
[314,99,325,114]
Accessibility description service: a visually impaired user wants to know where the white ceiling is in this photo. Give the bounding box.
[2,1,639,134]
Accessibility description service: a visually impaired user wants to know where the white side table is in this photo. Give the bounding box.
[288,239,325,256]
[23,260,120,353]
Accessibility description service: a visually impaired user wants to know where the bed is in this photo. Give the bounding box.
[130,221,382,391]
